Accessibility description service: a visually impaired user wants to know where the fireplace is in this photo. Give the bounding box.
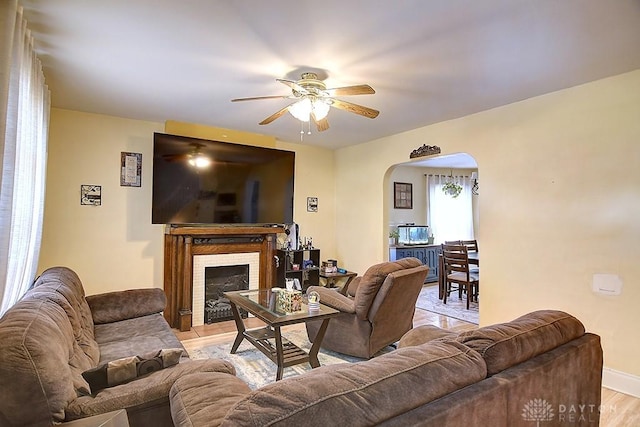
[163,225,282,331]
[204,264,249,323]
[192,252,260,327]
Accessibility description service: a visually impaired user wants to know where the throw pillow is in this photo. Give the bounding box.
[82,348,183,394]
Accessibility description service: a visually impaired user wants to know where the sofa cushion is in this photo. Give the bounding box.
[82,348,184,393]
[0,297,81,424]
[398,324,457,348]
[93,313,185,364]
[221,340,487,426]
[456,310,585,376]
[86,288,166,325]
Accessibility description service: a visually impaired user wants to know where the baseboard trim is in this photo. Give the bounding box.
[602,367,640,398]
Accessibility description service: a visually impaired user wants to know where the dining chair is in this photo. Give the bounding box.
[444,240,462,245]
[461,239,479,273]
[461,239,478,253]
[439,241,462,299]
[441,243,479,309]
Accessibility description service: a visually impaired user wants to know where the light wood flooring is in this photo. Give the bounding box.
[175,306,639,426]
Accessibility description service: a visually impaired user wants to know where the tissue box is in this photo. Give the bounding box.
[277,289,302,313]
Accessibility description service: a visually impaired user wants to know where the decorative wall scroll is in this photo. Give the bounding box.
[120,152,142,187]
[409,144,441,159]
[307,197,318,212]
[81,185,101,206]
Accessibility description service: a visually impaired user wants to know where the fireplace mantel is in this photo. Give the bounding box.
[163,225,283,331]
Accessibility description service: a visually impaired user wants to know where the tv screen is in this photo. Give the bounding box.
[152,132,295,225]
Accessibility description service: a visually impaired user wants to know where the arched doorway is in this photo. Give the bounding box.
[383,152,480,323]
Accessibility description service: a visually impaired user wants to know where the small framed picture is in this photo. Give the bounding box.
[81,185,101,206]
[120,152,142,187]
[307,197,318,212]
[394,182,413,209]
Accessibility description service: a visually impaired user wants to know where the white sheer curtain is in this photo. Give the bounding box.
[0,1,50,315]
[426,174,474,244]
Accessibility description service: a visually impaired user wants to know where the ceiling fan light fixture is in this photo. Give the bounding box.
[312,98,330,120]
[288,98,312,122]
[289,97,330,122]
[188,154,211,168]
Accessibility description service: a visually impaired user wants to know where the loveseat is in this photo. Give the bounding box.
[169,309,603,426]
[0,266,240,427]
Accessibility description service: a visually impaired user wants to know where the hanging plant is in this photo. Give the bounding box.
[442,180,462,198]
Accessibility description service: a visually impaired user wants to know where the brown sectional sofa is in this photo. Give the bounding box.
[0,266,240,427]
[170,309,603,426]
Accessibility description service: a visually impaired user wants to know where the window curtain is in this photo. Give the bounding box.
[426,174,474,244]
[0,1,50,315]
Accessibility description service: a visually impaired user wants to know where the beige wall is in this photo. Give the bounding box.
[388,166,427,228]
[38,111,336,296]
[335,70,640,385]
[39,110,165,294]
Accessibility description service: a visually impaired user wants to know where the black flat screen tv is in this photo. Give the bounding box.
[152,132,295,225]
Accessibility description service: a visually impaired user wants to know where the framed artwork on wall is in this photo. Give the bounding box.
[394,182,412,209]
[80,185,101,206]
[120,152,142,187]
[307,197,318,212]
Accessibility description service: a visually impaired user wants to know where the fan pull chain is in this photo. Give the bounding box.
[300,121,304,141]
[307,121,311,135]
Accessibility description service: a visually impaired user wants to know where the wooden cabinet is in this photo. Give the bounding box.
[276,249,320,292]
[389,244,441,283]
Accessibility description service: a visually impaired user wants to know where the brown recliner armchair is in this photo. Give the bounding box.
[306,257,429,358]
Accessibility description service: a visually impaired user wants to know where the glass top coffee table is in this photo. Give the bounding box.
[223,289,340,381]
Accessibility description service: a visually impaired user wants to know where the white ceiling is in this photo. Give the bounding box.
[20,0,640,150]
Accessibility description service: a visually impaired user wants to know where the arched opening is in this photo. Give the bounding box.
[383,152,480,323]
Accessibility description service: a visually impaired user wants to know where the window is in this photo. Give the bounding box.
[426,174,475,244]
[0,4,50,315]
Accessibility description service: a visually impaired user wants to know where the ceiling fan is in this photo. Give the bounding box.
[231,72,379,132]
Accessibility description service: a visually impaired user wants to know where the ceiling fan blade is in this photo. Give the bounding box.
[312,113,330,132]
[259,105,290,125]
[324,84,375,96]
[276,78,308,94]
[231,95,290,102]
[330,99,379,119]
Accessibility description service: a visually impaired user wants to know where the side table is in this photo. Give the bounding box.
[319,270,357,295]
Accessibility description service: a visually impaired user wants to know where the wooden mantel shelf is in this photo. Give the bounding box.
[163,224,284,331]
[166,224,284,236]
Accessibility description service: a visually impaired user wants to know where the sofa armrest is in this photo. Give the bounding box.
[170,372,251,427]
[306,286,355,314]
[58,410,129,426]
[87,288,166,324]
[346,276,361,297]
[66,359,236,421]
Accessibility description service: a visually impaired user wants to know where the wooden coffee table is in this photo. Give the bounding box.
[224,289,340,381]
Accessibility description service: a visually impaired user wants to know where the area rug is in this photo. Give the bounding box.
[416,284,479,324]
[188,328,384,389]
